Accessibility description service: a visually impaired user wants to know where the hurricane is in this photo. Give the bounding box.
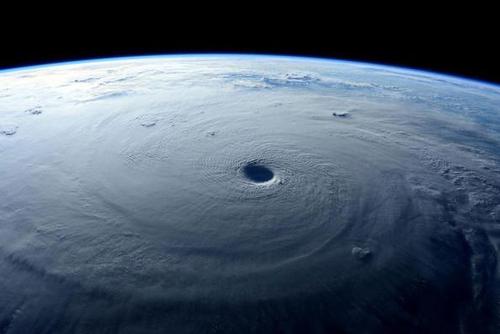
[0,55,499,333]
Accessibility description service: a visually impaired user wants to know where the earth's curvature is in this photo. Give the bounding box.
[0,55,500,333]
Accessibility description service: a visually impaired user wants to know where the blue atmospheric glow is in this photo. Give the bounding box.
[0,53,498,89]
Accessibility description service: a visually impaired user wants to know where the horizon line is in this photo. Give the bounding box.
[0,52,499,89]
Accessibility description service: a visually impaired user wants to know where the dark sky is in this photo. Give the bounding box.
[1,11,498,85]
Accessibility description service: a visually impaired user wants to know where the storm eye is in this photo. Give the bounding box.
[242,163,274,183]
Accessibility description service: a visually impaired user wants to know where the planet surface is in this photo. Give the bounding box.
[0,55,500,333]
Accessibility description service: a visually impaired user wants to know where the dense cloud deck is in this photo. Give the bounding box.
[0,56,500,333]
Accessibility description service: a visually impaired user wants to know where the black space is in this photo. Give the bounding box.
[1,11,498,85]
